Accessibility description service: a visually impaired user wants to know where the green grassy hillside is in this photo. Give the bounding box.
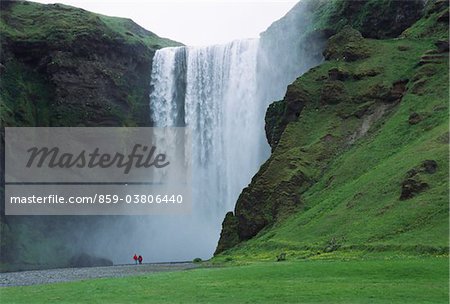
[0,1,181,128]
[0,1,179,49]
[216,0,449,261]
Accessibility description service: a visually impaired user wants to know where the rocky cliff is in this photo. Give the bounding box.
[1,1,180,128]
[215,0,449,257]
[0,1,180,270]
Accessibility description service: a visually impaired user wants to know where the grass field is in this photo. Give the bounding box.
[1,257,448,303]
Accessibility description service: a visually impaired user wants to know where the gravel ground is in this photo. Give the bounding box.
[0,263,197,287]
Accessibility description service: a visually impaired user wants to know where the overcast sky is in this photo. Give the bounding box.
[32,0,298,46]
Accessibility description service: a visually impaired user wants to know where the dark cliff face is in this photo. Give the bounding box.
[215,0,447,255]
[327,0,426,39]
[0,1,181,270]
[2,35,153,127]
[0,1,180,128]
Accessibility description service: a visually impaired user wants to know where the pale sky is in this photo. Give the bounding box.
[32,0,298,46]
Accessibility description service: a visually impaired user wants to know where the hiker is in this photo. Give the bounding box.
[133,254,138,265]
[138,255,143,265]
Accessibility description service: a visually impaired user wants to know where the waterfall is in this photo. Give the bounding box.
[141,1,325,261]
[6,2,326,266]
[150,39,264,222]
[69,1,326,264]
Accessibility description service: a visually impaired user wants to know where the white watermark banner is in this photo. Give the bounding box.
[5,127,192,215]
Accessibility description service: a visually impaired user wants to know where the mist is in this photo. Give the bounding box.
[13,0,327,266]
[74,0,326,265]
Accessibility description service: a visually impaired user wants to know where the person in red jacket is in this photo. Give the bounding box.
[133,254,138,265]
[138,255,143,265]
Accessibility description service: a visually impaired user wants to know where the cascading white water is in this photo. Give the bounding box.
[90,1,324,262]
[150,39,264,224]
[29,2,325,265]
[146,4,325,259]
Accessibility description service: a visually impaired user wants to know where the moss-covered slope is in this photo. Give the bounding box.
[0,0,181,128]
[216,0,449,259]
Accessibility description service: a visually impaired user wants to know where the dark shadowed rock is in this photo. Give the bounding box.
[353,68,382,80]
[435,40,449,53]
[233,170,307,241]
[408,112,422,125]
[428,0,449,15]
[411,79,427,95]
[422,160,438,174]
[327,0,425,39]
[320,81,347,104]
[328,67,351,81]
[284,84,310,122]
[363,79,408,103]
[400,160,437,200]
[437,7,449,23]
[0,1,180,128]
[265,100,286,150]
[214,212,239,255]
[384,79,409,103]
[265,84,310,151]
[406,160,438,178]
[69,253,113,268]
[400,178,429,200]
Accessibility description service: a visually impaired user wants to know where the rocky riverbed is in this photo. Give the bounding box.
[0,263,197,287]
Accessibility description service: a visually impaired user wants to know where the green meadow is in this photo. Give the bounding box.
[2,257,448,304]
